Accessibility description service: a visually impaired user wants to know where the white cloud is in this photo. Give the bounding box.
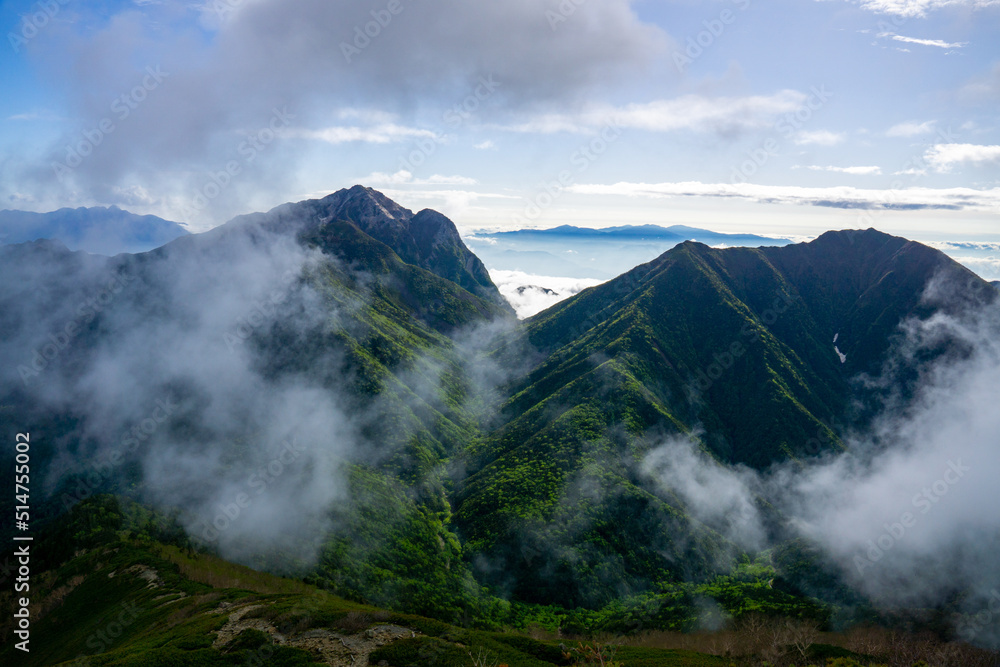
[879,32,967,48]
[488,269,605,318]
[25,0,668,216]
[5,110,64,122]
[288,124,438,145]
[363,170,478,186]
[927,241,1000,280]
[643,436,766,550]
[805,165,883,175]
[925,143,1000,171]
[773,302,1000,615]
[376,188,519,222]
[947,256,1000,281]
[502,91,809,135]
[795,130,847,146]
[111,184,159,206]
[960,63,1000,101]
[566,180,1000,212]
[887,120,937,137]
[851,0,1000,17]
[6,193,36,205]
[474,140,497,150]
[642,296,1000,628]
[464,235,498,246]
[927,241,1000,253]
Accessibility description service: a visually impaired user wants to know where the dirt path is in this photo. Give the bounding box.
[213,601,418,666]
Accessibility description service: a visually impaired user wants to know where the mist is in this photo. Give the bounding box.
[641,274,1000,645]
[0,215,366,567]
[488,269,606,318]
[4,202,999,645]
[641,434,766,553]
[10,0,668,224]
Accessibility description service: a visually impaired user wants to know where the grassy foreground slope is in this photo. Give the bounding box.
[0,496,731,667]
[5,496,992,667]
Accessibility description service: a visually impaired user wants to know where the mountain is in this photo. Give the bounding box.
[508,228,990,464]
[0,205,189,255]
[235,185,510,311]
[453,228,994,608]
[465,223,789,280]
[3,193,997,653]
[0,186,515,624]
[475,249,616,280]
[490,223,786,246]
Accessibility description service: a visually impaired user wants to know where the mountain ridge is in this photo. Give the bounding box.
[482,223,788,244]
[451,227,994,608]
[2,190,998,654]
[465,222,791,282]
[0,205,189,255]
[227,185,510,312]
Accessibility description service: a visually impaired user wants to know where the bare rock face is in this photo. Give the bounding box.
[213,600,417,666]
[230,185,510,311]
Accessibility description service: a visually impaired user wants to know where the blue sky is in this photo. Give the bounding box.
[1,0,998,241]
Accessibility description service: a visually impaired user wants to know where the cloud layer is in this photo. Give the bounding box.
[925,143,1000,171]
[567,180,1000,212]
[489,269,605,318]
[501,91,808,135]
[21,0,667,218]
[853,0,1000,17]
[0,225,356,565]
[643,280,1000,645]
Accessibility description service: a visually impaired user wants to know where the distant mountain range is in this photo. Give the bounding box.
[492,223,786,243]
[0,205,189,255]
[465,223,790,279]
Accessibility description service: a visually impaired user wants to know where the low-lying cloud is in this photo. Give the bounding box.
[568,180,1000,212]
[641,277,1000,645]
[0,219,361,566]
[489,269,605,318]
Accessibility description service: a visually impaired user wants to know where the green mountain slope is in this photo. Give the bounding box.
[0,188,513,625]
[454,229,993,608]
[3,196,995,654]
[1,496,957,666]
